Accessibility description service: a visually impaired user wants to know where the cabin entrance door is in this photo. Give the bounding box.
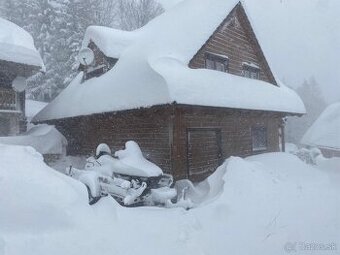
[187,128,222,182]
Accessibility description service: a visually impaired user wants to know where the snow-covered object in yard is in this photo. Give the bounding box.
[115,141,163,177]
[0,18,44,68]
[67,143,175,206]
[95,143,112,157]
[301,102,340,151]
[33,0,305,122]
[0,124,67,155]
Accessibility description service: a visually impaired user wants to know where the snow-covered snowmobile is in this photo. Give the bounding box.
[66,141,177,206]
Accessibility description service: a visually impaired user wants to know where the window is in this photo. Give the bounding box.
[205,53,229,72]
[242,63,260,79]
[252,127,267,151]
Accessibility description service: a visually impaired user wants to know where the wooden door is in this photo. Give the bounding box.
[187,128,222,182]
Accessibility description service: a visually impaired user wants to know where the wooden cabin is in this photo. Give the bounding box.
[0,18,43,136]
[34,1,305,182]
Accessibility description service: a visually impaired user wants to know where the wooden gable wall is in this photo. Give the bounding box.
[189,3,277,85]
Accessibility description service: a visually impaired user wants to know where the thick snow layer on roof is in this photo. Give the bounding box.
[34,0,305,122]
[26,99,48,121]
[301,102,340,150]
[0,124,67,154]
[0,18,44,68]
[82,26,137,58]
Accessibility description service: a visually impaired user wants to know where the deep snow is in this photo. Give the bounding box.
[0,144,339,255]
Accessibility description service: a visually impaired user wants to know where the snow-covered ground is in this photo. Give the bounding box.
[0,144,339,255]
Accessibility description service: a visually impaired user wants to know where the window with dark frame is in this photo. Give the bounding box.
[242,64,260,79]
[205,53,229,72]
[251,126,268,152]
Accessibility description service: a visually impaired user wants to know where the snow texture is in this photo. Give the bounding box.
[1,145,339,255]
[114,141,163,177]
[82,26,137,59]
[34,0,305,122]
[0,124,67,154]
[25,100,48,122]
[301,102,340,150]
[0,18,44,68]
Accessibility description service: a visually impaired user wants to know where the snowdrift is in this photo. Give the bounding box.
[0,124,67,155]
[1,145,339,255]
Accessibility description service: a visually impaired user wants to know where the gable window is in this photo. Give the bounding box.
[242,63,260,79]
[251,126,267,152]
[205,53,229,72]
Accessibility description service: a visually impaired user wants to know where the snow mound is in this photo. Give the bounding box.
[115,141,163,177]
[0,18,43,68]
[301,102,340,150]
[1,146,339,255]
[34,0,304,122]
[0,124,67,154]
[0,145,88,233]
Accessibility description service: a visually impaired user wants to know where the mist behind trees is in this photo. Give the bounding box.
[0,0,163,101]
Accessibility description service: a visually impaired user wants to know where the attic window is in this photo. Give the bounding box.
[205,53,229,72]
[242,62,260,79]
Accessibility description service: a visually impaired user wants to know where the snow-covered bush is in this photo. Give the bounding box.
[293,147,322,165]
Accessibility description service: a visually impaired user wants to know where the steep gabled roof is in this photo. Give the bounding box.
[301,102,340,150]
[34,0,305,122]
[0,18,44,69]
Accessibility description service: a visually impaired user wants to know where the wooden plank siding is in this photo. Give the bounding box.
[51,105,174,174]
[189,4,277,85]
[171,105,282,180]
[49,104,282,181]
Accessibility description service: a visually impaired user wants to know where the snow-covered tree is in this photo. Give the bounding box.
[285,77,327,144]
[117,0,163,31]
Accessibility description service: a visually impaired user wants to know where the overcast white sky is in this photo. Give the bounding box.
[158,0,340,104]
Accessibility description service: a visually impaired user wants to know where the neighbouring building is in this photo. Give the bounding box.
[0,18,44,136]
[301,102,340,158]
[34,0,305,182]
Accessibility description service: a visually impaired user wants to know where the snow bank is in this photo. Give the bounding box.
[301,102,340,150]
[1,145,339,255]
[0,18,43,68]
[0,124,67,154]
[0,144,121,255]
[34,0,304,122]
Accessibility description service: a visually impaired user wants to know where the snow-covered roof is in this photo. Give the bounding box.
[0,18,44,69]
[301,102,340,151]
[34,0,305,122]
[0,124,67,155]
[82,26,137,59]
[25,100,48,122]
